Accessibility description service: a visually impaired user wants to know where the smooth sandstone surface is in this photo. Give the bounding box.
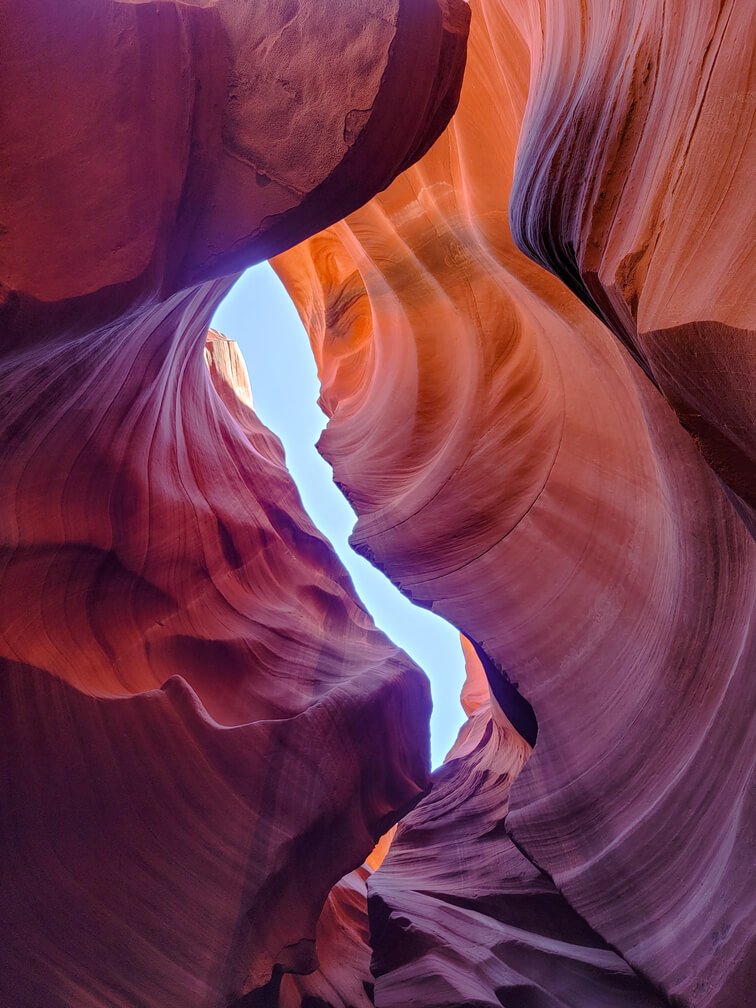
[0,2,468,1005]
[273,2,755,1005]
[0,303,432,1008]
[1,1,754,1007]
[510,0,756,518]
[370,685,668,1008]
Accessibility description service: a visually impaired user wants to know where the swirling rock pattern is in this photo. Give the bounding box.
[2,0,753,1006]
[274,2,755,1005]
[370,670,668,1008]
[0,2,468,1005]
[0,0,467,310]
[0,295,433,1007]
[509,0,756,519]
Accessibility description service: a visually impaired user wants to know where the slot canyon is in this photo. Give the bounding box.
[0,2,753,1007]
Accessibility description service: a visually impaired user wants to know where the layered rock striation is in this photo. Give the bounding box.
[0,2,468,1005]
[1,0,753,1006]
[274,2,755,1005]
[510,0,756,521]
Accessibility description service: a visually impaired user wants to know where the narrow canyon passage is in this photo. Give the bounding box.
[211,263,468,767]
[1,1,753,1006]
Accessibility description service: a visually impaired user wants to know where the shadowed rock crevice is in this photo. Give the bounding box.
[467,638,537,748]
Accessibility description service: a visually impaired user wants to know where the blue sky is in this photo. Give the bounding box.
[211,263,466,767]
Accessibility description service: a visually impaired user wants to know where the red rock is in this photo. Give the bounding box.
[0,2,468,1005]
[370,690,668,1008]
[279,869,374,1008]
[274,3,755,1005]
[509,0,756,518]
[0,0,467,318]
[2,0,754,1005]
[0,295,436,1005]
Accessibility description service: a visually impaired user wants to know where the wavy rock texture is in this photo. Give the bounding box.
[0,298,433,1008]
[273,2,755,1005]
[0,2,468,1006]
[278,868,374,1008]
[2,1,753,1006]
[510,0,756,519]
[278,831,396,1008]
[370,660,668,1008]
[0,0,466,312]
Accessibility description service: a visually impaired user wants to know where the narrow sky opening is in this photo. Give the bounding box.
[211,262,466,767]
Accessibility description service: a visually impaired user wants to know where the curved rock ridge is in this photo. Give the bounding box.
[0,301,431,1008]
[278,868,375,1008]
[509,0,756,518]
[273,2,755,1005]
[1,0,468,334]
[369,684,668,1008]
[0,3,469,1005]
[277,828,398,1008]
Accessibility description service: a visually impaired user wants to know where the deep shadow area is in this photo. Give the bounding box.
[468,638,538,747]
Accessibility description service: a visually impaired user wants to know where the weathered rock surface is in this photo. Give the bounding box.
[2,0,754,1006]
[1,0,467,315]
[510,0,756,519]
[0,2,468,1005]
[274,2,755,1005]
[370,676,668,1008]
[278,868,374,1008]
[0,302,433,1007]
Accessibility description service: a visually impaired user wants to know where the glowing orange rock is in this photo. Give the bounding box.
[2,0,753,1004]
[274,2,755,1004]
[510,0,756,519]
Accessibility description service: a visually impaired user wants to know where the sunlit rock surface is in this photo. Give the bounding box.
[510,0,756,520]
[273,2,755,1005]
[0,2,468,1005]
[2,0,753,1006]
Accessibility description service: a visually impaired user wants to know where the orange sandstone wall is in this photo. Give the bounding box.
[1,0,753,1005]
[273,2,755,1005]
[510,0,756,519]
